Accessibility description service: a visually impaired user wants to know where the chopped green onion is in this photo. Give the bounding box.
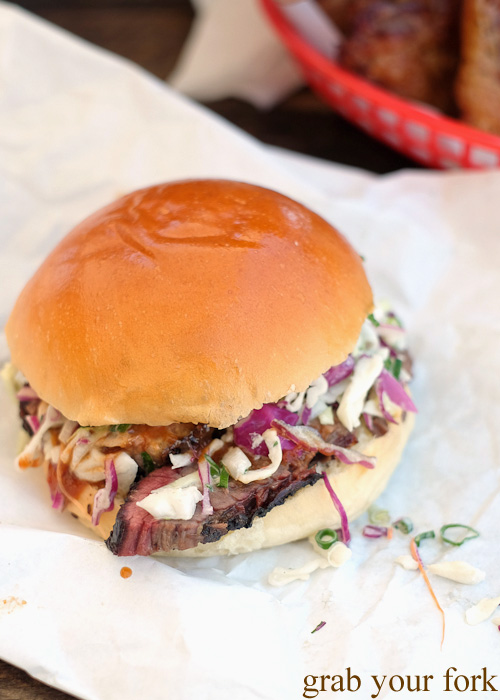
[315,528,338,550]
[141,451,155,475]
[414,530,435,547]
[219,467,229,489]
[368,313,380,327]
[393,517,413,535]
[368,505,390,525]
[205,454,218,470]
[440,523,480,547]
[311,621,326,634]
[117,423,131,433]
[384,357,393,372]
[387,312,403,328]
[206,455,229,488]
[393,358,402,380]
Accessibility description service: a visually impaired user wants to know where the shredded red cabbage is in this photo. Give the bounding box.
[375,369,417,423]
[323,356,355,386]
[272,420,376,469]
[321,471,350,545]
[362,412,375,433]
[311,621,326,634]
[25,414,40,434]
[47,461,65,511]
[198,457,213,516]
[51,490,65,511]
[16,385,39,402]
[234,404,299,454]
[362,525,388,538]
[300,405,312,425]
[92,458,118,526]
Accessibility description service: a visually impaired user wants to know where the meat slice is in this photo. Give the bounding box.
[100,423,213,467]
[106,449,321,556]
[456,0,500,134]
[309,417,358,447]
[339,0,461,112]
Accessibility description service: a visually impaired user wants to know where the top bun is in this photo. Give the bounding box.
[6,180,372,428]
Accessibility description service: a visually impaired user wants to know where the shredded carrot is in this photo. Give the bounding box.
[411,538,445,648]
[387,527,393,540]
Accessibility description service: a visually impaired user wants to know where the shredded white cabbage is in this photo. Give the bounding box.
[268,542,351,586]
[318,405,334,425]
[137,483,202,520]
[58,420,79,444]
[72,449,138,495]
[377,325,407,352]
[395,555,419,571]
[466,596,500,625]
[354,319,380,357]
[170,452,194,469]
[305,375,329,409]
[337,348,388,431]
[284,390,305,413]
[16,406,64,468]
[427,561,485,585]
[237,429,282,484]
[221,446,251,480]
[0,362,26,400]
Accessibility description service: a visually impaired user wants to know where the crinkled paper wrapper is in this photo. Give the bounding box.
[0,4,499,699]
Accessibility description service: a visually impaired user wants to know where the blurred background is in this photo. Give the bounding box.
[15,0,417,173]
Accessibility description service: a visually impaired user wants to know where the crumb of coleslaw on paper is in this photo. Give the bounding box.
[427,561,485,585]
[268,541,351,586]
[465,596,500,625]
[395,554,419,571]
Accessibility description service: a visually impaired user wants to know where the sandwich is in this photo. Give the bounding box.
[3,179,416,557]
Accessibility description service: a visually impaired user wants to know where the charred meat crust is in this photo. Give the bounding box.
[106,449,321,556]
[200,469,322,544]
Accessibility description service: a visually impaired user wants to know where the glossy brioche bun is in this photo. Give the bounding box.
[6,179,372,428]
[57,410,415,555]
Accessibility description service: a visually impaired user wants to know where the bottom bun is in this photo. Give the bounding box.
[62,411,414,556]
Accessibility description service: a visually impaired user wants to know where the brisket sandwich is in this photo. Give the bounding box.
[4,180,415,557]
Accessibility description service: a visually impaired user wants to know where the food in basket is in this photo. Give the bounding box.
[3,180,415,557]
[338,0,460,113]
[317,0,500,135]
[455,0,500,134]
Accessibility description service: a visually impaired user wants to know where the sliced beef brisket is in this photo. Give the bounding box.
[106,447,320,556]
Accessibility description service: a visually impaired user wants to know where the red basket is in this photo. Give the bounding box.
[260,0,500,169]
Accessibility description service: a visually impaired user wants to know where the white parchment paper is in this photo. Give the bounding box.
[1,4,499,699]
